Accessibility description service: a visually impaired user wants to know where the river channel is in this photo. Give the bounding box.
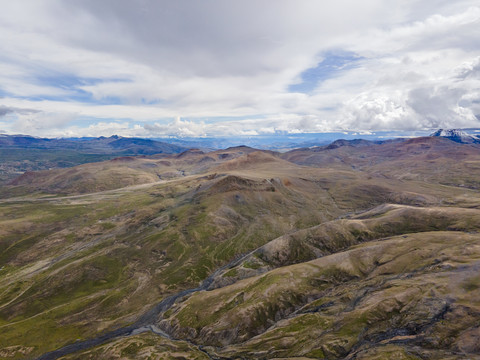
[36,256,246,360]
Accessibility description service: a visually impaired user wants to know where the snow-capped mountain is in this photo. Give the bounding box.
[430,129,480,144]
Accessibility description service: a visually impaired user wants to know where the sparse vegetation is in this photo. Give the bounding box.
[1,138,480,359]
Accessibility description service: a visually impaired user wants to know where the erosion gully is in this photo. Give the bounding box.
[35,255,249,360]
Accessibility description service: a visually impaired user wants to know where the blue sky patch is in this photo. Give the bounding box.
[33,74,131,104]
[36,74,102,90]
[288,51,363,94]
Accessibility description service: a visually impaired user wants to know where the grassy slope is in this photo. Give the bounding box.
[0,149,118,185]
[0,159,354,358]
[162,231,480,359]
[0,146,258,198]
[1,143,480,359]
[206,204,480,287]
[59,333,211,360]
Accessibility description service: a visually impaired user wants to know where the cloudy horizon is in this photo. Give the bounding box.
[0,0,479,138]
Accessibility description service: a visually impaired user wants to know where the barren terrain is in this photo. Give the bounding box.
[1,137,480,359]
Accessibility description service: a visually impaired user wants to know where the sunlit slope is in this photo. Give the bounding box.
[0,155,370,357]
[0,143,480,359]
[207,204,480,287]
[160,231,480,359]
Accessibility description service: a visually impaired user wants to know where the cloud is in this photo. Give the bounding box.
[0,106,16,117]
[309,6,480,131]
[12,111,77,135]
[144,117,207,137]
[0,106,39,117]
[406,86,475,128]
[0,0,479,136]
[456,56,480,80]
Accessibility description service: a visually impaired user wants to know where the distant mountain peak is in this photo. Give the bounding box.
[431,129,468,137]
[430,128,480,144]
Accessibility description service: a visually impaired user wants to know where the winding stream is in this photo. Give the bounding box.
[36,255,247,360]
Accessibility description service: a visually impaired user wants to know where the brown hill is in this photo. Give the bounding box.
[160,231,480,359]
[2,138,480,359]
[212,151,286,172]
[208,204,480,289]
[1,146,269,198]
[283,137,480,188]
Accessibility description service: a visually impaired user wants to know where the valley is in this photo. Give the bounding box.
[0,136,480,359]
[0,135,187,186]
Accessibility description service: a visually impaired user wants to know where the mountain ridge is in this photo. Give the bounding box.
[0,134,186,154]
[4,133,480,198]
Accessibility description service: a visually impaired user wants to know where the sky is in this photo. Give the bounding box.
[0,0,479,138]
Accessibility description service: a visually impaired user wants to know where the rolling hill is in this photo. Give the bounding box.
[0,135,480,359]
[0,135,186,186]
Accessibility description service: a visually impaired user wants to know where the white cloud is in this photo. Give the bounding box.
[144,117,207,137]
[0,0,479,136]
[9,111,77,135]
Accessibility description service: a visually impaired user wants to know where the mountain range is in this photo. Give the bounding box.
[1,131,480,359]
[0,134,186,154]
[0,135,186,185]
